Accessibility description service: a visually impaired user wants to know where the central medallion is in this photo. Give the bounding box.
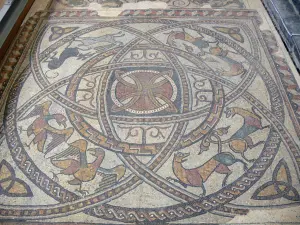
[111,70,178,115]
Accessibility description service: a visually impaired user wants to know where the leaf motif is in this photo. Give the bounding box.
[200,138,210,151]
[0,160,33,197]
[215,126,230,136]
[252,181,283,200]
[213,26,244,43]
[230,33,244,43]
[49,26,79,42]
[0,160,13,181]
[6,178,33,197]
[274,159,292,184]
[214,27,231,34]
[252,159,300,202]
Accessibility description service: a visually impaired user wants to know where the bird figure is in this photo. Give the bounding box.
[167,152,247,196]
[95,165,126,192]
[21,101,73,153]
[50,140,125,196]
[208,44,246,77]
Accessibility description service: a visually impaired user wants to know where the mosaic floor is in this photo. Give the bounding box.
[1,0,300,224]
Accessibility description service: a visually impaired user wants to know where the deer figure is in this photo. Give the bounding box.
[225,107,270,162]
[167,152,247,196]
[45,31,124,70]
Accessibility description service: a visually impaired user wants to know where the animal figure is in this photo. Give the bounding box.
[51,140,125,196]
[97,166,126,183]
[165,28,214,56]
[46,48,88,70]
[167,152,247,196]
[225,107,270,162]
[21,101,73,153]
[46,31,124,70]
[165,29,245,77]
[209,44,245,77]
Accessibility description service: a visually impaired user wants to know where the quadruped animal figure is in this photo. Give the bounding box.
[165,28,245,77]
[167,106,269,195]
[167,152,248,196]
[45,31,124,70]
[225,107,270,162]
